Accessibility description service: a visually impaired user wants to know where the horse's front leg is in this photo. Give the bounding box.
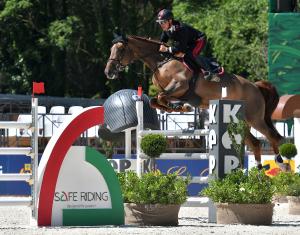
[149,97,174,113]
[157,80,192,112]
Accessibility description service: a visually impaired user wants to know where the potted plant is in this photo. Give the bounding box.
[272,172,300,214]
[118,170,189,226]
[271,171,293,202]
[201,168,275,225]
[140,133,167,171]
[278,143,298,172]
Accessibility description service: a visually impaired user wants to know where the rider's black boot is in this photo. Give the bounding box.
[195,56,224,80]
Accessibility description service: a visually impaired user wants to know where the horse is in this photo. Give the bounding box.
[104,35,284,167]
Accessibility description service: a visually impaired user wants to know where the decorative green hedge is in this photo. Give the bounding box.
[140,134,167,158]
[279,143,297,159]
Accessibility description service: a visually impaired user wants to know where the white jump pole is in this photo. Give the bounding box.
[294,117,300,173]
[31,97,39,220]
[136,87,143,177]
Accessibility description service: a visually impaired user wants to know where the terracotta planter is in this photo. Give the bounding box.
[215,203,274,225]
[124,203,180,226]
[287,196,300,214]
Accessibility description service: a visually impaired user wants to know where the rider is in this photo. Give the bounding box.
[156,9,223,77]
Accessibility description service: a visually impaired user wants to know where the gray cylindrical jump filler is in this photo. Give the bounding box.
[98,89,159,141]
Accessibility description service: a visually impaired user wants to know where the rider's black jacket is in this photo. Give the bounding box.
[160,20,205,54]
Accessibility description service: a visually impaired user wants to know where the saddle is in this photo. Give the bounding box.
[158,53,224,81]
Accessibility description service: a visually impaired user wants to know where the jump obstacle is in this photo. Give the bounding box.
[102,89,245,222]
[1,91,300,226]
[0,99,124,226]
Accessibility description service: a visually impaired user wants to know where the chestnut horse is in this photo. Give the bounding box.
[104,35,283,165]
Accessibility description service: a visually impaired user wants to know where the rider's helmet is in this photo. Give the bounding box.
[156,9,173,23]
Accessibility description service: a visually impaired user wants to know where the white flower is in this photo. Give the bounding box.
[239,187,245,192]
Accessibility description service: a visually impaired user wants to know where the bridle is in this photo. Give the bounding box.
[108,43,128,72]
[107,38,166,90]
[108,40,162,73]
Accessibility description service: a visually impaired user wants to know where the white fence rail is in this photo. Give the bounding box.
[0,98,38,222]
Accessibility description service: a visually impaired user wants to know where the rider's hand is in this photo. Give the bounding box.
[159,45,169,52]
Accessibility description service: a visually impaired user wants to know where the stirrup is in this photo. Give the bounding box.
[216,67,224,75]
[212,67,225,76]
[203,71,212,80]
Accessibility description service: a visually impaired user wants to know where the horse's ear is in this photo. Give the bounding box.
[121,33,128,43]
[113,27,122,39]
[113,32,120,39]
[112,32,128,44]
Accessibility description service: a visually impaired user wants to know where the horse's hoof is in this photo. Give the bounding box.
[262,164,270,170]
[275,154,283,163]
[257,164,270,171]
[257,163,263,170]
[182,103,193,112]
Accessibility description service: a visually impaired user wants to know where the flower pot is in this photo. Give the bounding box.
[287,196,300,215]
[215,203,274,225]
[272,194,288,203]
[124,203,180,226]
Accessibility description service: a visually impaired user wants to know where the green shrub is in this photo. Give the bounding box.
[201,168,275,204]
[272,172,300,196]
[140,134,167,158]
[117,171,189,204]
[279,143,297,159]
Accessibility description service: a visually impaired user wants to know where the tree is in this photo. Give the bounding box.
[0,0,171,97]
[173,0,268,81]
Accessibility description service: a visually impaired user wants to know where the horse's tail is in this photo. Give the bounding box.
[255,80,283,139]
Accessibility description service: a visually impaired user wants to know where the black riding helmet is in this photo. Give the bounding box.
[156,9,173,23]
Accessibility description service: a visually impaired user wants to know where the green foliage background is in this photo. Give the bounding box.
[268,13,300,95]
[0,0,268,98]
[173,0,268,81]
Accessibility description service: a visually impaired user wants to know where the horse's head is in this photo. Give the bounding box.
[105,35,134,80]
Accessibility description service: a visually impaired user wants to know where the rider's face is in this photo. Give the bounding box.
[159,20,171,31]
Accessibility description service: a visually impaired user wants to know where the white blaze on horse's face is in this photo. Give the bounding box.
[105,42,128,80]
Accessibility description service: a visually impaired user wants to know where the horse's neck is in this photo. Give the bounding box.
[129,39,161,71]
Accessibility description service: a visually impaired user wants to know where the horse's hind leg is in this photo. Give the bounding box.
[245,132,261,162]
[250,120,283,162]
[245,131,270,169]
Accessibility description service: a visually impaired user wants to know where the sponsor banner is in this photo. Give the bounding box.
[0,155,41,195]
[110,156,209,196]
[248,154,296,177]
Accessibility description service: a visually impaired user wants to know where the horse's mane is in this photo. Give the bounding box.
[126,35,167,64]
[128,35,163,46]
